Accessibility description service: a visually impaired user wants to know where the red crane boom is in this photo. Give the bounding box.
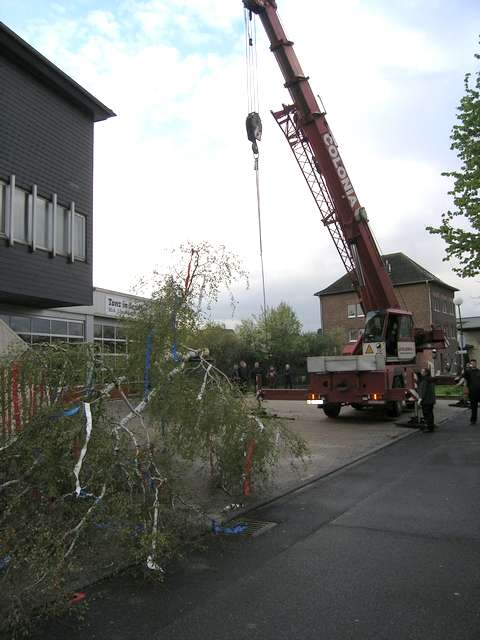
[243,0,401,314]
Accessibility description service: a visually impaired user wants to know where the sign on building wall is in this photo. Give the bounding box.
[105,296,137,317]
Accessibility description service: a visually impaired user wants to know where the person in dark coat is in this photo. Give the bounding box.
[464,359,480,424]
[418,368,436,432]
[284,363,293,389]
[238,360,249,393]
[231,363,240,386]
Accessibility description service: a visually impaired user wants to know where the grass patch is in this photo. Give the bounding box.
[435,385,462,397]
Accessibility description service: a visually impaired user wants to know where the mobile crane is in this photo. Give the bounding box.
[243,0,444,418]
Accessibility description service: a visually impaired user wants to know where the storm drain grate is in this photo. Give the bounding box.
[219,519,278,538]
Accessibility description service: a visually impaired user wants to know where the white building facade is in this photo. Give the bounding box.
[0,287,146,369]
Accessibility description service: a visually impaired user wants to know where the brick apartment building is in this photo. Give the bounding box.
[315,252,459,373]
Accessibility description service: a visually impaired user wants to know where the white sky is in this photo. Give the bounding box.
[3,0,480,330]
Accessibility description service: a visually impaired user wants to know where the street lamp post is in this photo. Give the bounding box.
[454,296,465,373]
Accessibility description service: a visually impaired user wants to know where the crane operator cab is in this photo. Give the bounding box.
[362,310,416,362]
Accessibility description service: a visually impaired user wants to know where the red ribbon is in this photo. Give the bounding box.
[12,363,21,431]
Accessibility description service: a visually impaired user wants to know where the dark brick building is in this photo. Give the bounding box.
[0,21,114,308]
[315,252,459,373]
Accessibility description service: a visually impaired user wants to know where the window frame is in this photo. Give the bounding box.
[35,193,51,251]
[348,328,361,343]
[12,185,29,245]
[0,179,6,237]
[73,212,86,261]
[55,204,69,256]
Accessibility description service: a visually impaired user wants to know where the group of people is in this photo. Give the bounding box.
[231,361,293,394]
[416,359,480,431]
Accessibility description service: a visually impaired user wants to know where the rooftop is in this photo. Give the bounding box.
[460,317,480,331]
[0,21,115,122]
[315,252,457,296]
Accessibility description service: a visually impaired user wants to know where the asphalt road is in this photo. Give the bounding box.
[35,409,480,640]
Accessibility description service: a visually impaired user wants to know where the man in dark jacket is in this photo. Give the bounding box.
[284,363,293,389]
[464,359,480,424]
[418,368,436,432]
[238,360,249,393]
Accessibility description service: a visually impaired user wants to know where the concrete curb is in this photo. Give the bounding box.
[215,426,419,525]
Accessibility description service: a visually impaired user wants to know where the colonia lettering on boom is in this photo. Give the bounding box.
[323,133,358,209]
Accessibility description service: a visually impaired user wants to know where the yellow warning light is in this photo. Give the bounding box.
[371,392,383,401]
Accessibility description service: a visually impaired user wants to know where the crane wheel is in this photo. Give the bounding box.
[323,403,341,418]
[385,401,402,418]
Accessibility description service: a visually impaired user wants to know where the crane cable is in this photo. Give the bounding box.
[244,9,267,324]
[244,9,260,115]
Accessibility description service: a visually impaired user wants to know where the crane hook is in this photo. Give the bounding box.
[246,111,262,157]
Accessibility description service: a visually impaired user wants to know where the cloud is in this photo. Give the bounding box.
[86,10,120,39]
[14,0,479,326]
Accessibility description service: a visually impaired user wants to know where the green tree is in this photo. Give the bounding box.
[237,317,266,363]
[194,322,242,374]
[298,329,344,359]
[238,302,302,368]
[427,46,480,277]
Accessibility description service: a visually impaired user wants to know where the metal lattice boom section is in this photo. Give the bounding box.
[273,107,357,281]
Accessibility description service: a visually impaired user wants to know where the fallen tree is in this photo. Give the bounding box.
[0,243,307,635]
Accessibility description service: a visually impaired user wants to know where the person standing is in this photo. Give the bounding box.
[418,368,436,432]
[266,366,277,389]
[464,359,480,424]
[284,364,293,389]
[251,361,263,393]
[238,360,249,393]
[231,363,240,386]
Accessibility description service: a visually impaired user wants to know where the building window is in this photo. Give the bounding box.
[94,322,128,370]
[31,317,50,334]
[69,321,84,337]
[74,214,86,260]
[51,319,68,336]
[348,328,363,342]
[347,303,364,318]
[2,313,84,345]
[0,181,5,236]
[55,205,69,255]
[3,178,86,258]
[10,315,31,335]
[35,195,50,250]
[13,187,29,243]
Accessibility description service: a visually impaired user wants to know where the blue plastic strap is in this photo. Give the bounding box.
[52,405,81,419]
